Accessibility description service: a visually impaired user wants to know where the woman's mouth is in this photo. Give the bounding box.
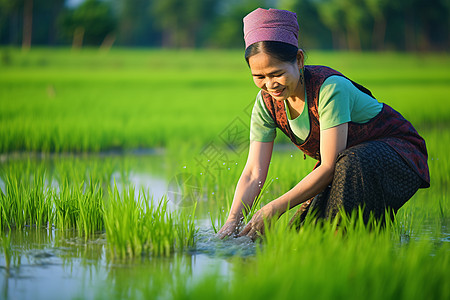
[270,88,285,97]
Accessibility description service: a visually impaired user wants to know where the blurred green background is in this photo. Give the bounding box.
[1,49,449,154]
[0,0,448,51]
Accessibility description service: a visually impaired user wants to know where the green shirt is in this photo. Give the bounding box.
[249,75,383,143]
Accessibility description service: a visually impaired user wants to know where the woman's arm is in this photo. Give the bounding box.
[217,140,273,238]
[239,123,348,239]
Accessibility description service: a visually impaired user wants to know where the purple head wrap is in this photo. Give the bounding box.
[243,8,299,49]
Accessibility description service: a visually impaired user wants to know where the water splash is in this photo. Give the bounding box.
[192,228,256,257]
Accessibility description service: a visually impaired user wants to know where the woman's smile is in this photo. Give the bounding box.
[269,88,285,97]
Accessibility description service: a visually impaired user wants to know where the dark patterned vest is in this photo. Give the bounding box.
[261,65,430,188]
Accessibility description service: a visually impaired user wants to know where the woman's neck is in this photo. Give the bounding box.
[287,79,306,103]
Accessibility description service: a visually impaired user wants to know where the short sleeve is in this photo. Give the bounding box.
[318,76,353,130]
[249,91,277,142]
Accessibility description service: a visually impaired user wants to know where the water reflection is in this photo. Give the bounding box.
[0,227,252,300]
[0,153,200,211]
[111,171,168,203]
[0,153,198,211]
[0,228,106,300]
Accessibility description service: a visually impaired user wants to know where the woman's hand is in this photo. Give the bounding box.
[238,204,276,241]
[217,141,273,239]
[217,218,240,239]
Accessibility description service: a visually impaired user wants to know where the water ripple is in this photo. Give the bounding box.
[191,228,256,257]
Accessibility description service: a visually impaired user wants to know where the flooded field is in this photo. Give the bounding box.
[1,49,449,299]
[1,150,448,300]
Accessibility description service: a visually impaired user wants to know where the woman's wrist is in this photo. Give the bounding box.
[226,214,240,224]
[227,206,246,222]
[268,198,290,218]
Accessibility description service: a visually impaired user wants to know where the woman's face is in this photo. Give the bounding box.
[248,50,303,101]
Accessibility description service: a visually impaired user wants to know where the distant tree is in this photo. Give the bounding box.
[21,0,32,50]
[0,0,22,44]
[342,0,370,51]
[315,0,370,50]
[112,0,160,46]
[365,0,390,50]
[59,0,117,47]
[151,0,217,48]
[315,0,347,49]
[412,0,449,51]
[0,0,35,49]
[0,0,65,47]
[0,0,447,50]
[206,0,334,49]
[206,0,262,48]
[33,0,65,45]
[277,0,333,49]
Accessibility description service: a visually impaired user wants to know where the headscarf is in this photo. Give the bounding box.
[243,8,299,49]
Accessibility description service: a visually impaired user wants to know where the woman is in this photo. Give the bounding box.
[217,8,430,240]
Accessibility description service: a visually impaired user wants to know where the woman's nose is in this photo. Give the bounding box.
[266,77,277,89]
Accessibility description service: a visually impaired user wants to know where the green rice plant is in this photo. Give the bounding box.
[0,158,107,233]
[223,210,450,300]
[149,198,197,254]
[210,195,232,234]
[53,179,80,230]
[76,178,104,238]
[103,183,197,259]
[53,157,87,186]
[210,211,221,234]
[0,164,54,230]
[1,172,26,229]
[26,171,54,228]
[242,177,274,224]
[174,203,197,251]
[1,49,448,154]
[103,184,148,258]
[0,182,13,230]
[137,206,448,300]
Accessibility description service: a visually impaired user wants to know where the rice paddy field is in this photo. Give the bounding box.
[0,47,449,299]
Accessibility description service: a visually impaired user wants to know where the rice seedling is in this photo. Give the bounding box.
[0,159,99,235]
[228,213,449,300]
[53,180,82,231]
[0,164,54,230]
[103,183,197,259]
[241,177,274,224]
[210,194,232,234]
[75,178,104,238]
[1,48,448,153]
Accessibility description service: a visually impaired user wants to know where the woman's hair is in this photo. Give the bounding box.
[244,41,299,65]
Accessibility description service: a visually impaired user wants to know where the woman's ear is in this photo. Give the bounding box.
[297,49,304,69]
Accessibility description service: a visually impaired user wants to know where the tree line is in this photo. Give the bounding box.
[0,0,448,51]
